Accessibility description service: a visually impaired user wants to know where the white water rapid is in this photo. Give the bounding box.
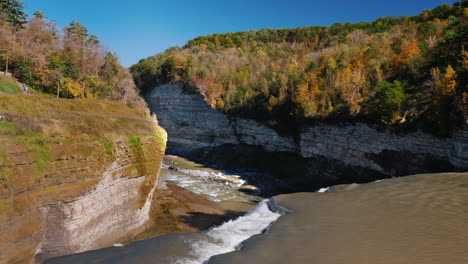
[174,200,282,264]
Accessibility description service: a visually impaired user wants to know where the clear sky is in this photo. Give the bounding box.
[23,0,457,67]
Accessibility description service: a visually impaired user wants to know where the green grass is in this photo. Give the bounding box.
[0,121,17,134]
[128,135,148,176]
[100,138,116,159]
[7,125,59,172]
[15,134,57,172]
[0,75,21,94]
[0,146,12,189]
[128,135,141,149]
[0,95,155,138]
[0,121,55,172]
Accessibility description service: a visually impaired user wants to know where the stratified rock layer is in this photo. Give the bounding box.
[147,84,467,178]
[0,97,167,264]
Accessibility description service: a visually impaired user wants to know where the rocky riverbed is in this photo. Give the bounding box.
[45,155,265,263]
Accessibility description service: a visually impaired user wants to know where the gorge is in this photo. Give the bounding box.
[1,1,467,263]
[44,81,466,263]
[146,83,467,194]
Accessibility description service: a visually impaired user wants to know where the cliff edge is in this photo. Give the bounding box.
[147,84,466,192]
[0,95,167,263]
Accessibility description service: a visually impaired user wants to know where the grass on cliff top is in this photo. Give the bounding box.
[0,75,20,94]
[0,94,158,139]
[0,94,165,174]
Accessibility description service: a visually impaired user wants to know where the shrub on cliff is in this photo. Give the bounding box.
[368,81,407,125]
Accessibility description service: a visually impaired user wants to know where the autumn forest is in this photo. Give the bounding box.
[0,1,144,108]
[132,1,467,136]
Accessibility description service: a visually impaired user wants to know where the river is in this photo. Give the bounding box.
[211,172,468,264]
[45,155,273,264]
[159,155,262,213]
[45,158,468,264]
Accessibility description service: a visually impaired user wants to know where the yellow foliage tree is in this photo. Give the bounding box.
[461,47,468,71]
[422,11,429,21]
[335,66,368,114]
[438,65,457,96]
[62,77,84,98]
[430,64,458,103]
[400,40,420,64]
[268,96,279,111]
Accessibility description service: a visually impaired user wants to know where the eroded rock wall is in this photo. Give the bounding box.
[147,84,297,154]
[0,135,166,264]
[147,84,467,177]
[299,124,467,175]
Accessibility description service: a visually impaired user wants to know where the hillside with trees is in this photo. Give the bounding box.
[132,1,467,136]
[0,0,143,107]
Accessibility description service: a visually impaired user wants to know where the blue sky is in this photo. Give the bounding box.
[24,0,457,67]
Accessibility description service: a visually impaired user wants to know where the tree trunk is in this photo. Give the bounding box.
[56,82,60,99]
[5,54,8,75]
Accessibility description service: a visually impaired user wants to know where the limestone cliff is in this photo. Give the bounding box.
[0,96,167,263]
[147,84,466,188]
[147,84,296,154]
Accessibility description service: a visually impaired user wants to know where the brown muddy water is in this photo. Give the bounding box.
[46,167,467,264]
[212,172,468,264]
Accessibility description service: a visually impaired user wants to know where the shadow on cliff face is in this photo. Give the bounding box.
[183,144,392,197]
[178,211,246,231]
[183,143,462,197]
[367,149,455,175]
[123,182,247,244]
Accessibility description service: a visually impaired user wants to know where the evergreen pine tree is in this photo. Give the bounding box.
[0,0,27,28]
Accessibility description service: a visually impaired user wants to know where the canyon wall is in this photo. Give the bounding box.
[147,84,466,181]
[0,100,167,264]
[147,84,297,154]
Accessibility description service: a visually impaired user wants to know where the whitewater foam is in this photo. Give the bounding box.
[317,187,330,193]
[174,200,281,264]
[161,168,251,202]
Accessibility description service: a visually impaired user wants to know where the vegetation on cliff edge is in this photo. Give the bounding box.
[0,94,167,264]
[0,94,165,183]
[132,1,467,136]
[0,0,145,108]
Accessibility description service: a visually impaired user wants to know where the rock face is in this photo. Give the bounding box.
[299,124,467,175]
[147,84,296,154]
[0,131,166,264]
[147,84,467,179]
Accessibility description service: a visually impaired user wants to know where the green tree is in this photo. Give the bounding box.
[32,10,44,19]
[0,0,27,28]
[430,4,453,19]
[369,81,407,124]
[64,20,89,40]
[101,52,120,82]
[88,35,99,45]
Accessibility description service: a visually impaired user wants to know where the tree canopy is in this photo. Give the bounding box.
[132,1,467,136]
[0,0,26,28]
[0,2,144,108]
